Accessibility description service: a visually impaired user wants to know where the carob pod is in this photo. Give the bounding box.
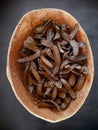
[17,19,88,111]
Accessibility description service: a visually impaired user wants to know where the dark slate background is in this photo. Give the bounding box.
[0,0,98,130]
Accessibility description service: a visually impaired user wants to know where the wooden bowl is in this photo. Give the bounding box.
[6,8,94,123]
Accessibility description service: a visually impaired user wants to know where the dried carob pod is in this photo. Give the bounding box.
[17,50,40,63]
[17,19,89,111]
[69,23,79,39]
[33,19,52,34]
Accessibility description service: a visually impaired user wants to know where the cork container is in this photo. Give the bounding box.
[6,8,94,123]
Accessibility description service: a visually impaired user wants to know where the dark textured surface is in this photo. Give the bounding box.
[0,0,98,130]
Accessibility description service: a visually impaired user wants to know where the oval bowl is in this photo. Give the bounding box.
[7,8,94,123]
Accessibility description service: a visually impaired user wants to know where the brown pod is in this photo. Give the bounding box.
[58,92,66,99]
[7,9,94,123]
[55,98,62,105]
[41,55,54,69]
[74,75,85,90]
[69,73,76,87]
[27,73,33,86]
[51,87,58,100]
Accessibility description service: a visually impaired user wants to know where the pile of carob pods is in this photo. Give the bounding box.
[17,19,88,111]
